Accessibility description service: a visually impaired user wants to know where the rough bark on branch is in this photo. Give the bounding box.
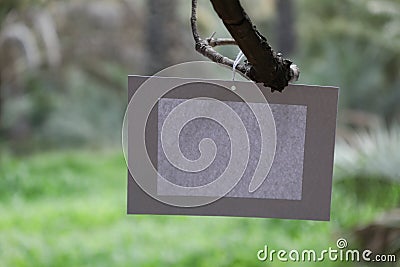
[191,0,249,76]
[192,0,299,92]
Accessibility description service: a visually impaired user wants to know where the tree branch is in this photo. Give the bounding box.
[191,0,299,92]
[191,0,249,76]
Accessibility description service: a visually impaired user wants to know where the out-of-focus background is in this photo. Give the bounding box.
[1,0,400,266]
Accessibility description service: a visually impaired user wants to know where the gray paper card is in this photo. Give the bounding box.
[127,75,338,221]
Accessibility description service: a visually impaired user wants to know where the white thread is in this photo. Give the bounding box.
[232,50,244,82]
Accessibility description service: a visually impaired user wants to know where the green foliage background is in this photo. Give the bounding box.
[1,0,400,266]
[1,150,399,266]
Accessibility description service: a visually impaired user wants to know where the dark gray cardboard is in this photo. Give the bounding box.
[127,75,338,221]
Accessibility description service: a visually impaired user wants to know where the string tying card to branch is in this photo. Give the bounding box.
[231,49,245,90]
[191,0,299,92]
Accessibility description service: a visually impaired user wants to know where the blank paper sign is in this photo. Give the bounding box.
[157,98,307,201]
[127,75,338,221]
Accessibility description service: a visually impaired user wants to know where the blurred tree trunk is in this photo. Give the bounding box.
[276,0,296,56]
[145,0,178,74]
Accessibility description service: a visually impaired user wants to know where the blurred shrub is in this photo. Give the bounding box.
[333,124,400,224]
[2,71,57,150]
[37,68,125,148]
[335,124,400,182]
[3,67,125,150]
[297,0,400,120]
[328,124,400,233]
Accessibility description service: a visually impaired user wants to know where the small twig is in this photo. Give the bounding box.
[205,32,236,47]
[207,37,236,47]
[190,0,201,43]
[209,31,216,39]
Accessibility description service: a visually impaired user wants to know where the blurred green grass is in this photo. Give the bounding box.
[0,150,399,267]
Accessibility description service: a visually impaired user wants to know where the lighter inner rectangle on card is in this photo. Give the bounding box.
[157,98,307,200]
